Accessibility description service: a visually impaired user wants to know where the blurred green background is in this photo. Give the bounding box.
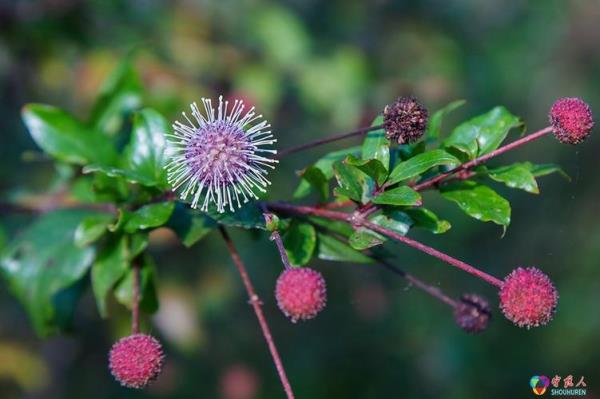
[1,1,599,398]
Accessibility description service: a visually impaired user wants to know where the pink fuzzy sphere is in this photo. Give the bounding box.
[499,267,558,329]
[549,97,594,144]
[275,268,327,323]
[109,334,164,389]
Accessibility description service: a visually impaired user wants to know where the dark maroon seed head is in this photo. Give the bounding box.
[383,96,429,144]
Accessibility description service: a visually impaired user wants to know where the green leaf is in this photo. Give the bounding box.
[308,217,354,237]
[91,235,129,317]
[205,202,266,230]
[348,228,385,250]
[525,162,570,180]
[387,149,460,185]
[370,211,412,236]
[444,106,522,159]
[361,115,390,170]
[345,155,388,186]
[122,109,169,187]
[297,166,329,200]
[22,104,117,166]
[114,253,159,314]
[333,160,367,202]
[167,205,216,247]
[124,202,175,233]
[487,164,539,194]
[404,208,451,234]
[89,59,142,135]
[74,213,115,247]
[425,100,466,139]
[441,181,511,227]
[0,210,97,336]
[372,186,422,207]
[293,146,361,199]
[282,222,316,266]
[317,233,373,264]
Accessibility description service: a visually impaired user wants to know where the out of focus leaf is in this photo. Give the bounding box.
[22,104,117,166]
[345,155,388,186]
[74,213,115,247]
[167,204,216,247]
[361,115,390,170]
[525,162,570,180]
[91,235,128,317]
[0,210,97,336]
[114,253,158,313]
[425,100,466,139]
[372,186,422,206]
[298,166,329,200]
[487,164,539,194]
[444,106,522,159]
[404,208,451,234]
[124,202,175,233]
[387,149,460,185]
[317,233,373,264]
[282,222,316,266]
[89,59,142,135]
[441,181,511,227]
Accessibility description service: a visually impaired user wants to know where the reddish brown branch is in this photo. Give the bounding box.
[266,202,503,288]
[219,227,295,399]
[131,261,141,334]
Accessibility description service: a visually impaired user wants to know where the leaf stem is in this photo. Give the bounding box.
[266,202,503,288]
[413,126,553,191]
[263,211,293,270]
[277,124,383,158]
[219,227,295,399]
[131,260,141,334]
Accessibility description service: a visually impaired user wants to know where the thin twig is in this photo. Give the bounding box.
[131,261,141,335]
[266,202,503,288]
[277,124,383,158]
[262,211,293,270]
[219,227,295,399]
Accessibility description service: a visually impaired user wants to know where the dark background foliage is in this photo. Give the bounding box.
[1,1,599,398]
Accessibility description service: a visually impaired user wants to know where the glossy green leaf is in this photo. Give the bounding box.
[91,235,129,317]
[283,222,317,266]
[167,205,216,247]
[372,186,422,207]
[361,115,390,170]
[203,202,266,230]
[22,104,117,166]
[124,202,175,233]
[293,146,361,199]
[74,213,115,247]
[388,149,460,185]
[0,210,97,336]
[114,253,158,314]
[348,228,385,250]
[441,181,511,227]
[444,106,522,159]
[317,233,373,263]
[488,164,539,194]
[404,208,451,234]
[333,160,367,202]
[89,60,142,135]
[345,155,388,186]
[297,166,329,200]
[370,211,412,236]
[425,100,466,139]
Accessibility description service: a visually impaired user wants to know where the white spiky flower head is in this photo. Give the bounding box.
[165,96,278,213]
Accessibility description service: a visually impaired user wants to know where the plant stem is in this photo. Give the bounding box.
[266,202,503,288]
[263,212,293,270]
[277,124,383,158]
[219,227,295,399]
[131,261,141,335]
[377,259,459,308]
[413,126,553,191]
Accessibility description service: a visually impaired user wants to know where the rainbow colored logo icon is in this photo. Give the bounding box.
[530,375,551,395]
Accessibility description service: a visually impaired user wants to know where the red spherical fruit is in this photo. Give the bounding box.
[549,97,594,144]
[109,334,164,389]
[275,268,327,323]
[499,267,558,329]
